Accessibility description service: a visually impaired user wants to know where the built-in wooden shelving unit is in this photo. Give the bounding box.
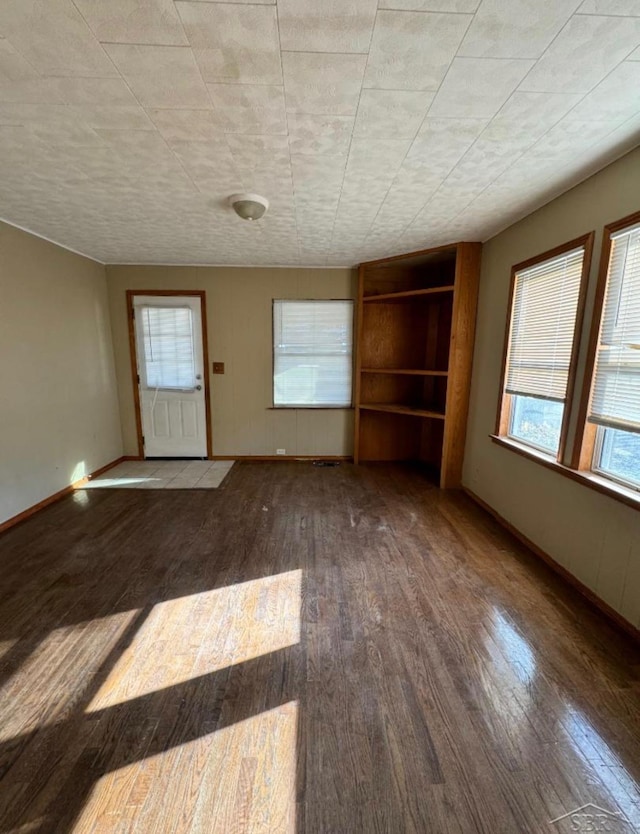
[354,241,481,488]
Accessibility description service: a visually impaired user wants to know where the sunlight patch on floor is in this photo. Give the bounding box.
[0,639,17,664]
[83,460,235,490]
[88,570,302,711]
[5,818,48,833]
[0,610,141,742]
[73,700,298,834]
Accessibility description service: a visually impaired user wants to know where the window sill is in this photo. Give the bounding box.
[490,434,640,512]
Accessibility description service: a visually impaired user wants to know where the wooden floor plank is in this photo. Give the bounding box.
[0,461,638,833]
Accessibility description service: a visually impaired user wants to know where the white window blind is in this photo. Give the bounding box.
[273,300,353,407]
[589,223,640,433]
[505,247,585,402]
[140,305,196,390]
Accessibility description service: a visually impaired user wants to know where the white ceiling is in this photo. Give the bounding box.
[1,0,639,266]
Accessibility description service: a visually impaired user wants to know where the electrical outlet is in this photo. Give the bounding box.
[276,449,286,455]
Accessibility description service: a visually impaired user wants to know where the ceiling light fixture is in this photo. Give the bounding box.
[229,193,269,221]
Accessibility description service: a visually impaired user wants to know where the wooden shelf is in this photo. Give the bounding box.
[361,368,448,377]
[362,286,455,303]
[359,403,446,420]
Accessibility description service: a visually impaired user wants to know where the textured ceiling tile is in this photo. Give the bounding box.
[0,0,117,78]
[495,90,583,127]
[0,41,66,104]
[0,102,77,125]
[526,119,620,160]
[176,2,281,85]
[52,76,139,106]
[103,44,211,109]
[564,61,640,123]
[30,120,105,148]
[286,114,354,155]
[353,89,434,138]
[364,10,471,90]
[0,76,64,104]
[346,137,412,175]
[584,114,640,164]
[278,0,377,53]
[630,46,640,59]
[291,154,347,202]
[339,176,389,208]
[186,0,275,3]
[226,134,291,179]
[0,124,49,151]
[519,15,640,93]
[367,192,428,235]
[73,0,188,46]
[378,0,480,11]
[389,164,445,201]
[429,57,535,117]
[577,0,640,13]
[95,128,176,156]
[406,199,465,232]
[408,117,488,166]
[148,108,222,142]
[167,139,240,195]
[71,105,155,131]
[458,0,580,60]
[44,143,130,181]
[442,141,524,192]
[207,84,286,135]
[283,52,367,115]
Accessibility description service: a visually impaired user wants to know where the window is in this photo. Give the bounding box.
[497,236,592,457]
[586,218,640,491]
[140,305,196,390]
[273,300,354,407]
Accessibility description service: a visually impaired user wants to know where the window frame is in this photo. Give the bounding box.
[572,209,640,482]
[495,233,594,463]
[271,298,355,410]
[591,426,640,494]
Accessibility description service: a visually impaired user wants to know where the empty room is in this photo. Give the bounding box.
[1,1,640,832]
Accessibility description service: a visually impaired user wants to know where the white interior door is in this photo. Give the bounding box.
[133,295,207,458]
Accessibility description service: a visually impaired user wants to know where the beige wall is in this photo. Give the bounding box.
[106,265,356,458]
[464,145,640,630]
[0,221,122,525]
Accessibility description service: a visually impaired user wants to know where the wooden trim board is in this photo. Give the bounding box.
[463,485,640,644]
[0,457,124,536]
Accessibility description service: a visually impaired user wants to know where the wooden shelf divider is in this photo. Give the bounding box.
[361,368,448,376]
[363,285,455,303]
[359,403,446,419]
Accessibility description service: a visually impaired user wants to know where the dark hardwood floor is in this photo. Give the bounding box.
[0,462,638,833]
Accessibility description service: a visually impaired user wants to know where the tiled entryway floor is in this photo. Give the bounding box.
[85,460,235,490]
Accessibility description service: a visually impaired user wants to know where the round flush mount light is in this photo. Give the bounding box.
[228,192,269,221]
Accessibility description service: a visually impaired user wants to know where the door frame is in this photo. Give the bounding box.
[126,289,213,460]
